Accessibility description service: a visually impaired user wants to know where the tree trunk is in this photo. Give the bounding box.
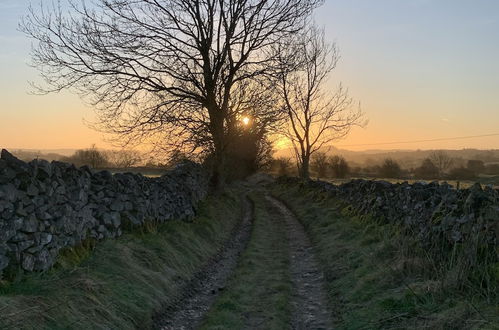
[300,154,310,180]
[211,147,226,192]
[209,109,227,192]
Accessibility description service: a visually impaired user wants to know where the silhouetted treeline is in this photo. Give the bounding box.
[355,157,496,180]
[58,145,143,169]
[272,150,499,182]
[300,147,499,169]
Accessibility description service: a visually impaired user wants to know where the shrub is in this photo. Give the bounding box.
[379,158,402,178]
[467,159,485,174]
[414,158,439,179]
[63,145,109,168]
[274,157,294,176]
[311,152,329,178]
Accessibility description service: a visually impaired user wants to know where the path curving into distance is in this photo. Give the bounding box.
[266,195,333,330]
[153,196,254,330]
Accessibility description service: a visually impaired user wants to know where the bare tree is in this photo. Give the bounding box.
[414,158,439,179]
[276,26,364,179]
[329,155,349,178]
[379,158,402,179]
[429,150,453,178]
[105,150,142,168]
[22,0,322,189]
[64,144,109,168]
[311,151,328,179]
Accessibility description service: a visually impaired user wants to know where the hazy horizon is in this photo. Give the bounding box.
[1,0,499,151]
[2,145,499,156]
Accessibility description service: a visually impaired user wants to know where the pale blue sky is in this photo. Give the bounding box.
[1,0,498,150]
[314,0,499,149]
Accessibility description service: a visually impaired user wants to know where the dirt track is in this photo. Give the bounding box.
[154,189,332,330]
[153,196,254,330]
[266,195,333,329]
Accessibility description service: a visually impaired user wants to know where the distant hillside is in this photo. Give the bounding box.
[1,149,71,162]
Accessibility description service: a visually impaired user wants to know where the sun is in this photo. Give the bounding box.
[242,116,250,126]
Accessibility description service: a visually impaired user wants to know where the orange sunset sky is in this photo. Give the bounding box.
[1,0,499,152]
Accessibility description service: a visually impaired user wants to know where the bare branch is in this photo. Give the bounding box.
[275,24,366,179]
[21,0,323,187]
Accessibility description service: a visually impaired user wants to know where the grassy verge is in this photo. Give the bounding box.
[273,183,499,330]
[0,190,242,330]
[200,194,293,330]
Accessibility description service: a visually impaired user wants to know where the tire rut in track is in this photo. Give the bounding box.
[153,195,254,330]
[266,195,333,330]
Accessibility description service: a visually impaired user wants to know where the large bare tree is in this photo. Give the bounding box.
[21,0,322,188]
[276,26,364,179]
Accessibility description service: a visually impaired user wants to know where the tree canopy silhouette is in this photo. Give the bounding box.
[22,0,322,188]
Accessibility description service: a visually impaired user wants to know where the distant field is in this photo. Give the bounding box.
[99,167,169,178]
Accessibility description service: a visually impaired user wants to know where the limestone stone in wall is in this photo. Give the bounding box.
[280,177,499,252]
[0,149,209,276]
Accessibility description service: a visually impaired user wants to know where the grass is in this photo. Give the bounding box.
[0,189,243,330]
[272,183,499,330]
[200,193,293,330]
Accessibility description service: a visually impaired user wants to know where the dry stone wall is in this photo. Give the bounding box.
[0,149,209,275]
[280,177,499,251]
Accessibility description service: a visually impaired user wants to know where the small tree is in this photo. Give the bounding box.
[65,145,109,168]
[274,157,293,176]
[330,155,350,178]
[106,150,142,168]
[414,158,439,179]
[379,158,402,179]
[253,137,275,173]
[276,26,364,179]
[311,152,329,179]
[429,150,453,177]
